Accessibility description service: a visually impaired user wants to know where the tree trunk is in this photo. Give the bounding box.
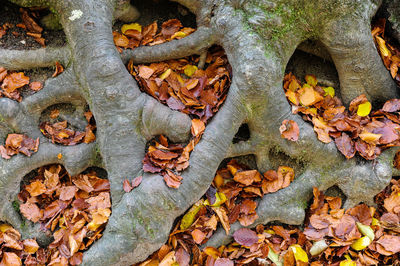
[0,0,399,265]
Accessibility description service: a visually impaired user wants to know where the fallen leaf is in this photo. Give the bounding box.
[233,228,259,246]
[279,119,299,141]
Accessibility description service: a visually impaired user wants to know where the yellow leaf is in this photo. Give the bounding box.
[357,101,372,117]
[375,36,391,57]
[290,244,308,263]
[160,69,172,80]
[58,131,70,139]
[227,164,238,176]
[214,173,224,189]
[288,79,301,91]
[203,247,220,259]
[285,90,299,105]
[171,31,186,40]
[323,87,335,97]
[0,223,12,233]
[204,192,227,207]
[265,229,275,235]
[184,65,198,77]
[305,74,317,86]
[359,131,381,144]
[340,255,356,266]
[356,222,375,241]
[180,199,204,230]
[371,218,380,226]
[121,23,142,34]
[351,236,372,251]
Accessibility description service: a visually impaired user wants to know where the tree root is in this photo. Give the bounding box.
[0,47,71,70]
[320,14,398,105]
[121,27,215,64]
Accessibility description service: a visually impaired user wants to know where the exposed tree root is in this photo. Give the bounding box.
[0,0,399,265]
[0,47,71,70]
[121,27,215,64]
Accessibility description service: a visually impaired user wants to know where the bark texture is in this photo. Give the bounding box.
[0,0,399,265]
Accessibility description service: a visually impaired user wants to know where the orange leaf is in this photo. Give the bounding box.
[1,72,29,93]
[279,119,299,141]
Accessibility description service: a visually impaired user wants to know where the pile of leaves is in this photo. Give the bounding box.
[372,19,400,86]
[129,45,230,122]
[113,19,195,51]
[12,165,111,265]
[283,73,400,160]
[0,67,43,101]
[40,111,96,146]
[0,8,45,47]
[140,119,205,189]
[0,133,39,159]
[138,160,296,265]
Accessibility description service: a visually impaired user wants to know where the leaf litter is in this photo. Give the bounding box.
[0,165,111,265]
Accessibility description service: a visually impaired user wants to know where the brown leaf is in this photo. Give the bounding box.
[1,252,22,266]
[377,235,400,253]
[23,239,39,254]
[123,179,133,193]
[1,72,29,93]
[233,228,259,246]
[132,176,142,188]
[191,229,206,244]
[52,62,64,78]
[233,170,261,186]
[382,99,400,112]
[20,202,42,222]
[214,258,234,266]
[25,180,46,197]
[163,170,182,189]
[191,119,206,137]
[161,19,182,39]
[212,206,230,234]
[29,81,43,91]
[335,133,355,159]
[280,119,299,141]
[59,186,78,201]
